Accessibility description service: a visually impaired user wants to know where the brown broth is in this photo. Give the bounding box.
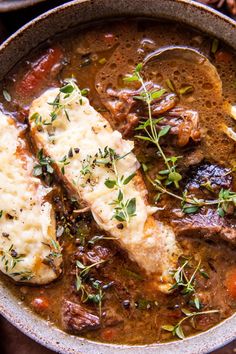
[1,19,236,345]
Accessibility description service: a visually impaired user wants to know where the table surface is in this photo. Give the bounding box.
[0,0,235,353]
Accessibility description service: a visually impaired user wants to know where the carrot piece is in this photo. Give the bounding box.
[31,296,49,312]
[225,269,236,298]
[215,50,233,64]
[100,328,118,341]
[15,46,63,97]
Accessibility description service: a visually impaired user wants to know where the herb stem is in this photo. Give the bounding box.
[178,309,219,327]
[136,72,171,171]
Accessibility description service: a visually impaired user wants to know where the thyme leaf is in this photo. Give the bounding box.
[3,89,11,102]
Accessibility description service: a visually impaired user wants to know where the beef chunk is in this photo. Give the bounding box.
[86,245,113,263]
[105,86,201,146]
[104,85,179,137]
[61,300,100,333]
[185,163,232,199]
[173,208,236,245]
[161,107,201,147]
[75,244,115,265]
[172,163,236,245]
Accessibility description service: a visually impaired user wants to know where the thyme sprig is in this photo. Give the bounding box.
[47,80,88,124]
[170,258,201,295]
[33,149,54,177]
[80,147,137,223]
[88,235,117,245]
[162,308,219,339]
[170,257,208,310]
[1,244,24,272]
[150,176,236,216]
[58,155,71,175]
[80,155,93,176]
[75,259,107,317]
[124,63,182,188]
[42,239,62,272]
[97,147,136,223]
[48,82,76,123]
[10,270,34,281]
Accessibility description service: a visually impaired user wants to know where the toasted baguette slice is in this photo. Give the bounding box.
[29,83,180,292]
[0,112,62,284]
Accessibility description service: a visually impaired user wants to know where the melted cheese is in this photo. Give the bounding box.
[29,86,180,292]
[0,112,62,284]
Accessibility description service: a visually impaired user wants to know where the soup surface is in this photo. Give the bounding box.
[1,19,236,345]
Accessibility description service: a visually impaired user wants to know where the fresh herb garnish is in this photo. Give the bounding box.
[135,298,158,310]
[47,80,87,124]
[10,270,34,281]
[98,57,107,65]
[124,64,182,188]
[166,79,176,92]
[211,38,219,54]
[97,147,136,223]
[88,235,116,245]
[122,268,144,281]
[217,188,236,217]
[81,147,137,224]
[0,210,3,219]
[42,239,62,272]
[149,175,236,216]
[75,259,107,317]
[3,89,11,102]
[58,154,71,175]
[33,149,54,177]
[30,112,43,126]
[178,85,194,95]
[80,155,93,176]
[162,308,219,339]
[170,258,199,294]
[43,239,61,258]
[1,244,24,272]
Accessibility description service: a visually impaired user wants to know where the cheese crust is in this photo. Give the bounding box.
[0,112,62,284]
[29,86,180,292]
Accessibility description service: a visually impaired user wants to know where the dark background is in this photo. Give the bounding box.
[0,0,235,353]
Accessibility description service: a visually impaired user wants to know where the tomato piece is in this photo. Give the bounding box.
[225,269,236,298]
[15,46,63,97]
[215,50,233,64]
[31,296,49,312]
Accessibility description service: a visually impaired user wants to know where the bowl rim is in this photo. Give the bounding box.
[0,0,46,12]
[0,0,236,353]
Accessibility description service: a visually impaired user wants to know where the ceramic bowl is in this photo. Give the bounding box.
[0,1,235,353]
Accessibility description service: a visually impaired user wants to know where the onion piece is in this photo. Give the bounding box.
[231,105,236,120]
[222,124,236,142]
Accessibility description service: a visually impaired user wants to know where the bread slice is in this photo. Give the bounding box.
[29,83,180,292]
[0,112,62,284]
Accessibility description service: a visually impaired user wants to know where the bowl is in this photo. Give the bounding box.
[0,0,236,353]
[0,0,47,12]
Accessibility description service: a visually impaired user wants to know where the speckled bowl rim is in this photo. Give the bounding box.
[0,0,46,12]
[0,0,236,353]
